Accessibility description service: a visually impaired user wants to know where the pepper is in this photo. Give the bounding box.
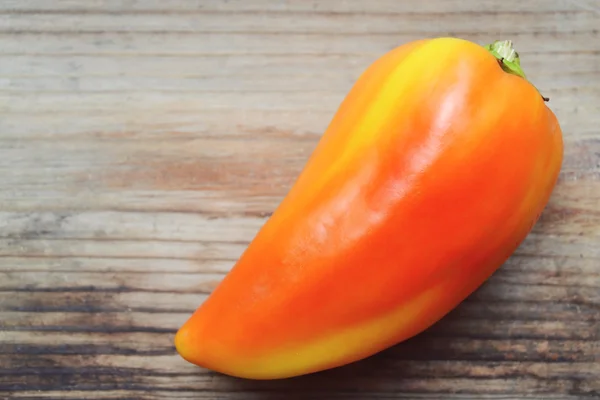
[175,37,563,379]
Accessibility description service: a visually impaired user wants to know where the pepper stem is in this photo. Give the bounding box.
[484,40,549,102]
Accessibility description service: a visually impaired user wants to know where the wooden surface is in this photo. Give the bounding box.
[1,0,600,398]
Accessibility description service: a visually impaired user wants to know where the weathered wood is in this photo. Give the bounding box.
[1,0,599,398]
[1,393,593,400]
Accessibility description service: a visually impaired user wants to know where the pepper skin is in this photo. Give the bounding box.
[175,37,563,379]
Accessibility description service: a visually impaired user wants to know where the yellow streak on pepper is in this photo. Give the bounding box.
[320,38,461,183]
[179,283,445,380]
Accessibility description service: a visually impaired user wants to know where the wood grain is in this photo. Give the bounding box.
[1,0,599,398]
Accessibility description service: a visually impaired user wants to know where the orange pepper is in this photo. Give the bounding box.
[175,37,563,379]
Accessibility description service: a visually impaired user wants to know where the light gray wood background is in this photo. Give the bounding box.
[1,0,599,398]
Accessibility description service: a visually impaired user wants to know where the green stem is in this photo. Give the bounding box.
[484,40,549,102]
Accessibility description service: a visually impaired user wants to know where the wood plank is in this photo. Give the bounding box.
[1,190,599,240]
[2,310,599,341]
[0,272,223,293]
[2,51,598,76]
[0,257,231,273]
[0,239,245,261]
[1,0,599,398]
[1,137,599,214]
[0,275,598,320]
[0,393,591,400]
[0,211,265,241]
[3,10,598,34]
[1,353,598,394]
[1,31,599,57]
[2,330,598,363]
[0,331,176,355]
[1,265,599,299]
[0,0,593,14]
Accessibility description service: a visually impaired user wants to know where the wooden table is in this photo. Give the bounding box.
[1,1,599,398]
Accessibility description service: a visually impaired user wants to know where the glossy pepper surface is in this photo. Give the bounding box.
[175,37,563,379]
